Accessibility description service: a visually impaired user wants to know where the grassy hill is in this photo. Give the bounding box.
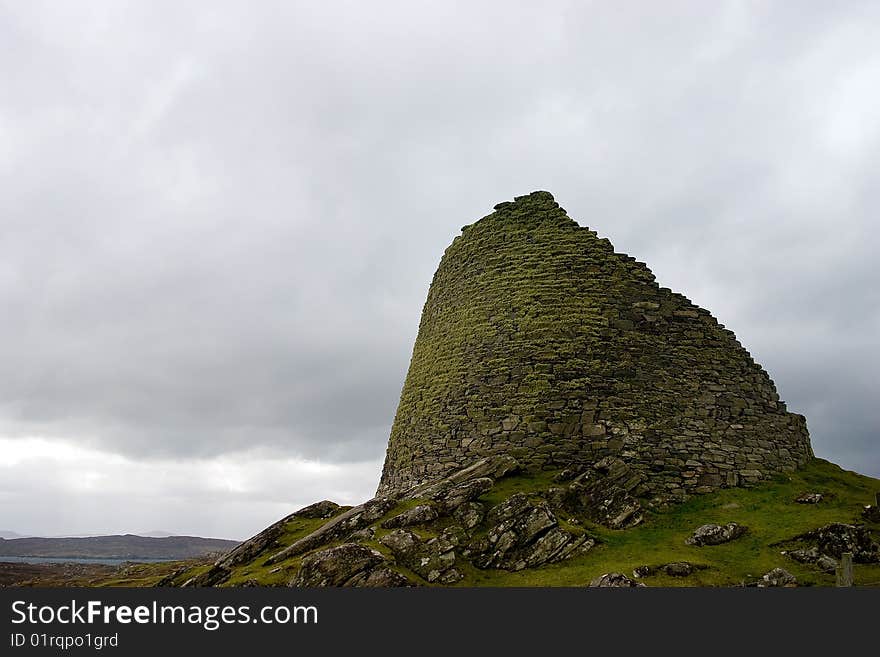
[119,458,880,588]
[0,534,238,561]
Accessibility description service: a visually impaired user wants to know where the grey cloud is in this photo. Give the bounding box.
[1,0,878,507]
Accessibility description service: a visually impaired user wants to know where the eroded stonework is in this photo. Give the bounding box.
[378,191,812,497]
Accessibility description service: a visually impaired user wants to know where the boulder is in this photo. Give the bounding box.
[632,565,654,579]
[348,527,376,543]
[430,478,494,514]
[434,525,468,552]
[589,572,645,587]
[816,555,838,574]
[293,500,342,519]
[758,567,797,587]
[380,526,421,552]
[685,522,747,546]
[348,527,375,541]
[662,562,694,577]
[795,493,823,504]
[453,502,486,530]
[786,547,820,563]
[291,544,386,587]
[381,504,438,529]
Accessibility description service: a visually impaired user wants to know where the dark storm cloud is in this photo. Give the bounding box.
[1,0,878,504]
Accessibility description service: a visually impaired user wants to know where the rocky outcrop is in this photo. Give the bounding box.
[470,493,595,571]
[790,523,879,563]
[685,523,747,546]
[661,562,696,577]
[380,528,463,584]
[795,493,823,504]
[184,457,575,588]
[401,455,519,503]
[291,544,413,587]
[265,497,396,566]
[547,457,644,529]
[292,500,341,519]
[453,502,485,530]
[173,448,872,589]
[429,478,494,515]
[214,501,343,572]
[589,573,645,587]
[381,505,438,529]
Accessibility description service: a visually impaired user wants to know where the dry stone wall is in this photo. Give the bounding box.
[378,191,812,497]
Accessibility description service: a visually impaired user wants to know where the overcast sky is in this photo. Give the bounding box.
[1,1,878,540]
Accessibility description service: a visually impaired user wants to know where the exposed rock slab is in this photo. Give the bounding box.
[381,504,438,529]
[453,502,486,530]
[472,493,595,571]
[547,457,644,529]
[379,528,463,584]
[293,500,341,519]
[266,497,396,566]
[430,478,495,514]
[403,456,520,500]
[291,543,412,587]
[215,501,343,571]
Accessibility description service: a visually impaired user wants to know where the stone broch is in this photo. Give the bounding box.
[378,191,812,498]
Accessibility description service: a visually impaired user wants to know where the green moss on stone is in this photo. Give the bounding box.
[378,191,812,497]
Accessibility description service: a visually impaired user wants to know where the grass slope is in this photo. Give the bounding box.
[473,458,880,587]
[96,458,880,587]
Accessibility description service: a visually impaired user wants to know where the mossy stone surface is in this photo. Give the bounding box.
[378,191,812,496]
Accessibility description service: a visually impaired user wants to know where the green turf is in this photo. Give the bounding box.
[100,458,880,587]
[462,458,880,586]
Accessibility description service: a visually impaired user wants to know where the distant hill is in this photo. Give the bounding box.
[0,534,239,561]
[0,531,28,540]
